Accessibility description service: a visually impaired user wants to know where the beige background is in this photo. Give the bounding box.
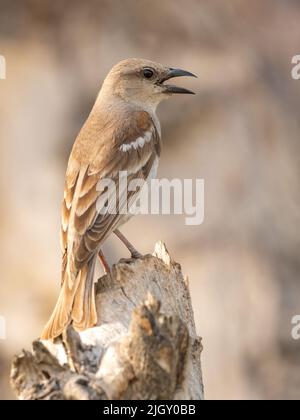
[0,0,300,399]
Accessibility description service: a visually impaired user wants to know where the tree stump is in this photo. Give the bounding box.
[10,242,204,400]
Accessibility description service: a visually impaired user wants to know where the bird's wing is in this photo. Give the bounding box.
[60,110,160,287]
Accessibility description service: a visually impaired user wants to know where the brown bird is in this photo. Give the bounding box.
[41,58,196,340]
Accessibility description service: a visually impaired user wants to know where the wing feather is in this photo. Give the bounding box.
[61,110,160,286]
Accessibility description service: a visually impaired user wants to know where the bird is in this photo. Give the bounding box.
[41,58,196,340]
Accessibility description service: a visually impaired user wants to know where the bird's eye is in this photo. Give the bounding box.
[143,68,155,79]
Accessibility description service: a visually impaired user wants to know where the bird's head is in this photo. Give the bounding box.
[100,58,197,111]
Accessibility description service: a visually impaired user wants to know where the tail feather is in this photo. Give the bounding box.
[72,258,97,330]
[40,257,97,340]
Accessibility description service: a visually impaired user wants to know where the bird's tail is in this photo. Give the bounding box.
[40,257,97,340]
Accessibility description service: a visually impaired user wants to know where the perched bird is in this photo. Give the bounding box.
[41,58,196,340]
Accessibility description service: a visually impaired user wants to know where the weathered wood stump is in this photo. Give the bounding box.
[10,242,204,400]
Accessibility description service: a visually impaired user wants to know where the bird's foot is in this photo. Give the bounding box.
[114,229,142,260]
[119,252,143,265]
[131,251,143,259]
[98,250,111,276]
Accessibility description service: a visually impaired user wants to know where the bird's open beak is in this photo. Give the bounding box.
[159,68,197,95]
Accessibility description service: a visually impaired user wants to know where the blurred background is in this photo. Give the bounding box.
[1,0,300,400]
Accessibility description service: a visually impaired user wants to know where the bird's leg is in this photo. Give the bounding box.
[98,249,111,275]
[114,229,142,259]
